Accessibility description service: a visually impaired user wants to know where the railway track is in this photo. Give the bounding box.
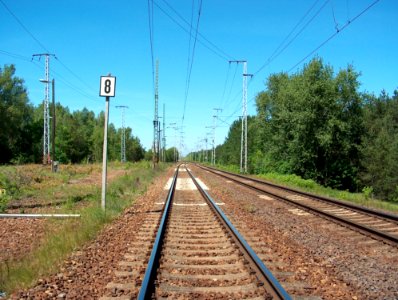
[137,164,291,299]
[197,164,398,247]
[12,164,397,299]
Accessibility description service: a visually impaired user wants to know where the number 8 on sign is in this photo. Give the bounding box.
[100,76,116,97]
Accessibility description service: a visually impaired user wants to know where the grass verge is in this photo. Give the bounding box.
[210,163,398,213]
[256,172,398,213]
[0,161,167,294]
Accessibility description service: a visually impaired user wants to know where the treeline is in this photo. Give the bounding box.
[0,64,147,164]
[191,59,398,202]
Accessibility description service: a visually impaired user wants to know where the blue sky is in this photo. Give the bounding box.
[1,0,397,155]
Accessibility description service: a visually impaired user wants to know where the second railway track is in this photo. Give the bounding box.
[197,164,398,247]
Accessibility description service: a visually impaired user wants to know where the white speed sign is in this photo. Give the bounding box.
[99,76,116,97]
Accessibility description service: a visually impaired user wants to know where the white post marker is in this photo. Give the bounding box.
[100,75,116,211]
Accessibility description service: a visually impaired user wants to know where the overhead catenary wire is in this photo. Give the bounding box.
[182,0,203,123]
[253,0,330,76]
[158,0,235,61]
[219,63,231,109]
[287,0,380,73]
[147,0,156,95]
[346,0,351,21]
[153,0,231,61]
[184,0,195,118]
[331,0,340,31]
[267,0,321,66]
[220,65,257,119]
[223,93,257,126]
[222,63,240,111]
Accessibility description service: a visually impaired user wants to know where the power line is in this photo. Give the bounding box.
[158,0,235,61]
[331,0,340,31]
[54,57,95,92]
[288,0,380,73]
[1,50,107,110]
[268,0,321,64]
[253,0,329,76]
[223,92,257,126]
[215,115,231,127]
[184,0,195,120]
[223,63,240,111]
[0,0,50,53]
[0,49,32,62]
[153,0,230,61]
[54,71,101,104]
[182,0,203,123]
[147,0,156,95]
[219,63,231,109]
[1,2,101,106]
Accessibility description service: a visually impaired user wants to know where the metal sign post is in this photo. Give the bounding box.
[99,75,116,211]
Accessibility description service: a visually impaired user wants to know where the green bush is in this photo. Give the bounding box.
[0,194,10,212]
[362,186,373,200]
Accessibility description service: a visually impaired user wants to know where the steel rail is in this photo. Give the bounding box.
[199,164,398,222]
[137,166,179,300]
[197,164,398,246]
[0,214,80,218]
[186,166,292,300]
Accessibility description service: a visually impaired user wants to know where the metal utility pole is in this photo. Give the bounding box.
[158,117,161,162]
[168,123,177,162]
[179,129,185,161]
[51,79,56,172]
[204,136,208,162]
[229,60,252,173]
[153,60,159,168]
[213,108,222,165]
[205,127,212,163]
[33,53,55,165]
[173,128,177,162]
[211,118,216,165]
[116,106,128,162]
[242,64,253,173]
[242,62,248,173]
[162,104,166,162]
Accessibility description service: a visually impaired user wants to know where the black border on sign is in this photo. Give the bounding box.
[99,76,116,97]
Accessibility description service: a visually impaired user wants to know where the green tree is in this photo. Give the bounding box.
[0,65,40,163]
[254,58,363,190]
[125,128,145,162]
[54,107,96,163]
[216,116,257,170]
[360,90,398,201]
[164,147,178,162]
[91,111,105,162]
[217,119,241,166]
